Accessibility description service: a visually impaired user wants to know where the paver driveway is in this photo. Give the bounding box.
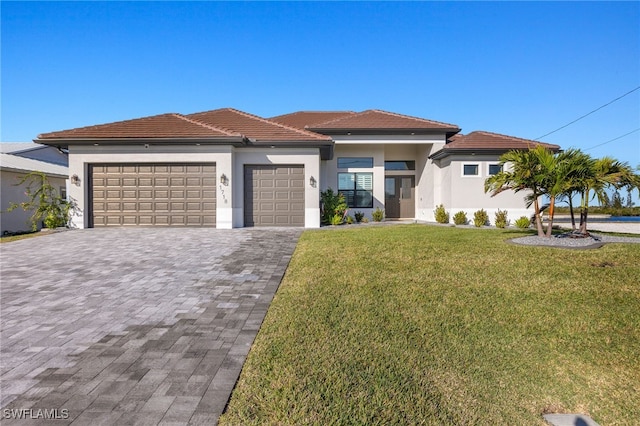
[0,227,301,425]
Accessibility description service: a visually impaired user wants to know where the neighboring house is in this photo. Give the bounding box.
[0,143,69,234]
[34,108,559,229]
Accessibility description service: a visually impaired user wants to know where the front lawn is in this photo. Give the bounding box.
[219,225,640,425]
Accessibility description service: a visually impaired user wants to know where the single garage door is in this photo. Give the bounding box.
[91,163,216,227]
[244,165,304,227]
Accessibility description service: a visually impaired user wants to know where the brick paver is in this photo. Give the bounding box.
[0,227,301,425]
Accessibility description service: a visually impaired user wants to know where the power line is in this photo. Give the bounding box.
[534,86,640,140]
[583,127,640,151]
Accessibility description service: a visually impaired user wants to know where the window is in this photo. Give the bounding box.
[463,164,479,176]
[337,157,373,168]
[338,172,373,208]
[385,161,415,171]
[488,164,503,175]
[60,186,67,200]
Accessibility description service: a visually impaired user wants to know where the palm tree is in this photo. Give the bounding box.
[485,147,551,237]
[577,157,637,235]
[555,150,594,232]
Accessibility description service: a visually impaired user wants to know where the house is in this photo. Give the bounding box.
[34,108,559,229]
[1,143,69,234]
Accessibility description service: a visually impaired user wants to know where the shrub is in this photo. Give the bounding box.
[320,188,347,225]
[473,209,489,227]
[354,211,365,223]
[345,215,355,225]
[372,207,384,222]
[7,171,74,231]
[434,204,450,224]
[515,216,531,229]
[494,209,509,228]
[453,211,468,225]
[330,213,344,226]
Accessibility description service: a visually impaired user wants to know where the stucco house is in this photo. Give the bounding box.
[1,143,69,234]
[34,108,559,229]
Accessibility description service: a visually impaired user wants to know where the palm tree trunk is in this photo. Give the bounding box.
[568,196,576,230]
[545,197,556,237]
[534,197,545,237]
[579,189,589,235]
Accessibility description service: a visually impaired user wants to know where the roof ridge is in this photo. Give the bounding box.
[221,108,331,140]
[366,109,459,128]
[175,113,242,137]
[308,111,360,128]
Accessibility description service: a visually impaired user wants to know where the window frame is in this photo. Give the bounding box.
[337,157,374,169]
[488,164,503,176]
[462,163,480,177]
[338,172,374,208]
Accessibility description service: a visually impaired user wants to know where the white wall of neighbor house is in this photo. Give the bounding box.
[232,147,321,228]
[1,169,67,233]
[67,144,234,229]
[431,154,534,225]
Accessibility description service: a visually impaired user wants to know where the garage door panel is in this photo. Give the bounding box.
[91,163,216,227]
[244,165,304,227]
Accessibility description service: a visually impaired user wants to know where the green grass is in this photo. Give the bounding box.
[0,232,41,243]
[219,225,640,425]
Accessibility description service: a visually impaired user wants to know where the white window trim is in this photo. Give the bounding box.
[461,163,481,177]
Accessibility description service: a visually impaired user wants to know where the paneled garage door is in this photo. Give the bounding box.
[244,165,304,227]
[91,164,216,227]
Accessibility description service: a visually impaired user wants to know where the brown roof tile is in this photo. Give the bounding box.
[430,130,561,160]
[270,111,356,129]
[188,108,331,142]
[444,131,561,150]
[38,113,239,139]
[308,109,460,132]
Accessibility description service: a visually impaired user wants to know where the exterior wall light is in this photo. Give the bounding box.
[220,173,229,186]
[309,176,317,188]
[70,174,80,186]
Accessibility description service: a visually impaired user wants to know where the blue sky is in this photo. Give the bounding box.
[2,1,639,170]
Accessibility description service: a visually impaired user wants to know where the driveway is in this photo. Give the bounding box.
[0,227,301,425]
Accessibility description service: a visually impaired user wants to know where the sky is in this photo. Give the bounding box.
[2,1,639,171]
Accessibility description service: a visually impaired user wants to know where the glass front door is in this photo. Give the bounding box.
[384,176,415,219]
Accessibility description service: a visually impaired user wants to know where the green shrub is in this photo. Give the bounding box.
[330,213,344,226]
[473,209,489,227]
[354,211,365,223]
[453,211,468,225]
[372,207,384,222]
[320,188,347,225]
[345,215,354,225]
[494,209,508,228]
[515,216,531,229]
[434,204,449,224]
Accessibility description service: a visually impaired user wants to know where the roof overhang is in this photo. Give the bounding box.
[34,136,247,149]
[246,139,334,160]
[429,148,522,160]
[310,128,460,138]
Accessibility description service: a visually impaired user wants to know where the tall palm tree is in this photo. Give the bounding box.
[485,147,551,237]
[578,157,636,235]
[555,150,594,231]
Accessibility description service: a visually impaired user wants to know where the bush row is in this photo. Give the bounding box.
[434,205,530,228]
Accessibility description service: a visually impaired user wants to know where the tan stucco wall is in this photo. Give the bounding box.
[1,170,67,233]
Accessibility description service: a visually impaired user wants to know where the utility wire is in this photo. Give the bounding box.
[583,127,640,151]
[534,86,640,140]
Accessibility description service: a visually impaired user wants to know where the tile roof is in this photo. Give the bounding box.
[187,108,331,142]
[444,131,561,150]
[37,113,241,140]
[307,109,460,132]
[270,111,357,129]
[430,131,561,159]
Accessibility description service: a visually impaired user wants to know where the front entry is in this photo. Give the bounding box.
[385,176,415,219]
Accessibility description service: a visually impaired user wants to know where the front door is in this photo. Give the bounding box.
[384,176,415,219]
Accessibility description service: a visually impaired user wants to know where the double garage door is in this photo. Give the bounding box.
[90,163,304,227]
